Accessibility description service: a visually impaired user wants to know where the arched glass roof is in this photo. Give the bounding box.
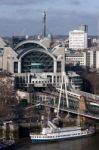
[21,50,54,73]
[14,40,57,73]
[14,40,48,55]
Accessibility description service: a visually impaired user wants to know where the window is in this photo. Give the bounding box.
[14,62,18,73]
[21,51,54,73]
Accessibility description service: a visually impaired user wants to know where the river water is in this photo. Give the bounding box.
[16,133,99,150]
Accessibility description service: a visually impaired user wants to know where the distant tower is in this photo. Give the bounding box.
[79,24,88,33]
[42,11,46,37]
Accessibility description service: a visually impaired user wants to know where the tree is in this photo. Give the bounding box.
[0,75,17,117]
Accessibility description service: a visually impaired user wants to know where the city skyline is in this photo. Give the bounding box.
[0,0,99,36]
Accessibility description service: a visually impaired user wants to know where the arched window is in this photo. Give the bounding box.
[15,42,46,54]
[21,50,54,73]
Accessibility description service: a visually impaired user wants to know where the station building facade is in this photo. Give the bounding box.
[1,40,66,88]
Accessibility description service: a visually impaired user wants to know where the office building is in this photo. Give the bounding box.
[69,25,88,50]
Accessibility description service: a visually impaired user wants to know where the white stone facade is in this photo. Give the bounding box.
[69,30,88,50]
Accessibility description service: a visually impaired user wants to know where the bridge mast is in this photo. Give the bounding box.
[57,43,69,117]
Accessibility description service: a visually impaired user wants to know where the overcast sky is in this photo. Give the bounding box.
[0,0,99,36]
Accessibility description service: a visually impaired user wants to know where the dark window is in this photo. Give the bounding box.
[57,61,61,72]
[14,62,18,73]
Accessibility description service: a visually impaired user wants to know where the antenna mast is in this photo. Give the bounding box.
[42,11,46,37]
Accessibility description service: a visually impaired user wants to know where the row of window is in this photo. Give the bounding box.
[32,80,49,84]
[33,132,85,139]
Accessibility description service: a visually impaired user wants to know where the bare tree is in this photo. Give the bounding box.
[0,75,17,117]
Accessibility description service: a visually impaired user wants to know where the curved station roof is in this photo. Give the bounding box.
[14,40,56,73]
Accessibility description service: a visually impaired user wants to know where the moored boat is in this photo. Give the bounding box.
[30,121,95,143]
[0,140,15,150]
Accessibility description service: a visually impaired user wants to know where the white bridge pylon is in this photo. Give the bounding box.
[57,72,69,117]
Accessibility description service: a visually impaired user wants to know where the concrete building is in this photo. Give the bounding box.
[78,24,88,32]
[96,51,99,69]
[65,50,86,66]
[40,37,51,49]
[0,38,67,89]
[69,30,88,50]
[67,71,83,90]
[65,48,99,69]
[86,49,99,69]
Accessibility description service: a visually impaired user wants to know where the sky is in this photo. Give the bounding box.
[0,0,99,36]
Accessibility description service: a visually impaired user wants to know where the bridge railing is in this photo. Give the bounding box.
[74,90,99,101]
[40,101,99,120]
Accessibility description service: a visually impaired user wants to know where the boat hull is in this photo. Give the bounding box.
[30,131,95,144]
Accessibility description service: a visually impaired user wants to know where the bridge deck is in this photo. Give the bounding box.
[33,89,99,120]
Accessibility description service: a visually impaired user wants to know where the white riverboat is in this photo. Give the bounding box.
[30,121,95,143]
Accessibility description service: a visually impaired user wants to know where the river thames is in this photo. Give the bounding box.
[16,133,99,150]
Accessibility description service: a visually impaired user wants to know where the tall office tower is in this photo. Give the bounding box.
[79,24,88,33]
[69,30,88,50]
[42,11,46,37]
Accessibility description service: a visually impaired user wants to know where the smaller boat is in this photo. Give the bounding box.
[30,121,95,143]
[0,139,15,150]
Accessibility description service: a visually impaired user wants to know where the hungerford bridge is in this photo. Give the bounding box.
[32,86,99,120]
